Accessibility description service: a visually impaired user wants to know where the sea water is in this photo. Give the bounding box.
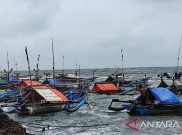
[6,66,182,135]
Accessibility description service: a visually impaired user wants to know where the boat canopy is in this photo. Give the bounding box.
[35,88,67,102]
[42,79,65,87]
[47,80,64,86]
[20,80,41,86]
[9,77,20,82]
[0,79,8,85]
[150,87,181,104]
[93,83,118,91]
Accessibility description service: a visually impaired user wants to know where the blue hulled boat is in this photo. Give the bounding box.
[109,87,182,116]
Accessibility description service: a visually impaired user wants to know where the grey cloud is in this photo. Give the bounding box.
[0,0,182,70]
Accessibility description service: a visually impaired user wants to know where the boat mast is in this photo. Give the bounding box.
[25,46,32,87]
[52,38,55,79]
[62,55,64,75]
[5,51,13,81]
[0,65,1,76]
[75,63,78,76]
[7,51,9,81]
[15,62,17,72]
[121,49,124,74]
[79,65,80,79]
[177,36,182,72]
[34,54,40,81]
[36,54,40,71]
[7,51,9,75]
[79,64,81,88]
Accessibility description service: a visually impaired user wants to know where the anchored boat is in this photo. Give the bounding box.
[109,87,182,116]
[17,86,68,115]
[158,78,182,95]
[105,75,149,88]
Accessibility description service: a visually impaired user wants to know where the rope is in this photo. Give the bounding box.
[18,121,109,133]
[19,121,109,128]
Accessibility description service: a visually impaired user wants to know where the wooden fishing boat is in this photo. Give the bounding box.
[57,73,81,82]
[105,75,149,88]
[127,102,182,116]
[0,88,88,114]
[42,79,72,92]
[56,73,97,83]
[108,87,182,116]
[17,85,68,115]
[92,82,140,95]
[158,78,182,94]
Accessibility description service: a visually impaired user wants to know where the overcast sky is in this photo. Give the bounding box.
[0,0,182,70]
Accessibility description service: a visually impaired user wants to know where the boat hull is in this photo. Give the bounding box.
[128,105,182,116]
[96,90,119,94]
[17,105,63,115]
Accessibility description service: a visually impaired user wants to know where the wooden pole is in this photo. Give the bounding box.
[25,46,32,87]
[177,36,182,72]
[7,51,9,81]
[62,55,64,76]
[52,38,55,79]
[79,65,81,88]
[34,54,40,81]
[121,49,123,74]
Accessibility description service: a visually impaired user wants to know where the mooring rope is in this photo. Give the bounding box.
[18,120,109,132]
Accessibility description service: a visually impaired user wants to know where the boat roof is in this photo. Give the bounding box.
[42,79,64,86]
[0,79,8,85]
[93,83,118,91]
[9,77,20,82]
[48,80,64,85]
[20,80,41,86]
[34,88,67,102]
[150,87,181,104]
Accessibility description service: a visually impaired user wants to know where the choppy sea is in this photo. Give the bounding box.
[5,67,182,135]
